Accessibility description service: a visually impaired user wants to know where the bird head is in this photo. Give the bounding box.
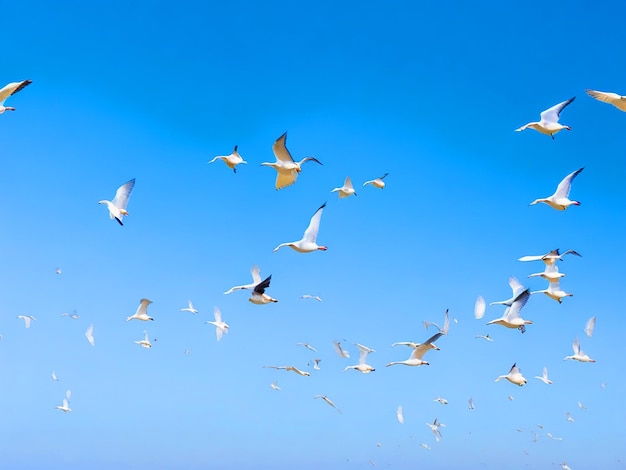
[317,245,328,251]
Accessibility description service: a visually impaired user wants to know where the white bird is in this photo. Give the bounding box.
[61,310,79,319]
[263,365,310,376]
[518,248,582,265]
[468,397,475,410]
[420,443,431,451]
[561,461,572,470]
[490,277,527,307]
[300,294,322,302]
[180,300,198,314]
[205,307,229,341]
[134,330,152,348]
[584,316,596,338]
[508,395,515,401]
[55,390,72,413]
[434,397,449,405]
[270,381,281,391]
[273,203,328,253]
[314,395,342,414]
[126,299,155,321]
[495,363,527,386]
[387,332,442,367]
[529,167,584,211]
[396,405,404,424]
[530,279,573,303]
[312,359,321,370]
[363,173,389,189]
[474,295,486,319]
[586,89,626,111]
[527,264,566,282]
[333,341,350,359]
[297,342,318,353]
[261,132,322,190]
[17,315,36,328]
[475,334,494,342]
[564,338,595,363]
[248,275,278,304]
[566,412,574,423]
[577,401,587,410]
[0,80,32,114]
[85,324,95,347]
[423,309,450,335]
[55,267,62,275]
[344,343,376,373]
[534,366,553,385]
[515,97,575,139]
[98,178,136,226]
[208,145,247,173]
[51,371,59,381]
[224,265,262,295]
[331,176,357,198]
[425,418,444,442]
[547,433,563,441]
[487,288,532,333]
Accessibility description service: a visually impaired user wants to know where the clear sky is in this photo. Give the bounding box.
[1,1,625,469]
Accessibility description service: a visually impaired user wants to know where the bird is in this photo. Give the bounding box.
[224,265,262,295]
[566,412,574,423]
[208,145,247,173]
[297,342,318,352]
[363,173,389,189]
[17,315,36,328]
[273,203,327,253]
[312,359,321,370]
[134,330,152,348]
[396,405,404,424]
[529,167,584,210]
[55,267,62,275]
[515,97,575,139]
[98,178,136,226]
[300,294,322,302]
[561,462,572,470]
[475,334,493,342]
[420,443,431,451]
[584,316,596,338]
[434,397,449,405]
[180,300,198,314]
[490,277,527,307]
[126,299,155,321]
[586,89,626,111]
[424,309,450,335]
[55,390,72,413]
[474,295,486,319]
[518,248,582,265]
[248,275,278,304]
[205,307,229,341]
[263,365,310,376]
[51,371,59,381]
[85,324,95,347]
[61,311,79,319]
[261,132,322,190]
[269,381,281,391]
[333,341,350,359]
[487,288,532,333]
[387,332,442,367]
[495,363,527,386]
[547,433,563,441]
[468,398,475,410]
[0,80,32,114]
[530,279,573,303]
[564,338,595,363]
[344,343,376,373]
[314,395,342,414]
[331,176,357,198]
[508,395,515,401]
[534,366,553,385]
[577,401,587,410]
[527,264,566,282]
[425,418,444,442]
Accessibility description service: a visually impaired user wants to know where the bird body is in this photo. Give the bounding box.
[529,167,584,210]
[344,343,376,373]
[208,145,247,172]
[261,132,322,190]
[515,97,575,138]
[273,203,327,253]
[530,279,572,303]
[363,173,389,189]
[0,80,32,113]
[528,264,566,282]
[495,363,527,386]
[331,176,357,198]
[487,288,532,332]
[126,298,155,321]
[17,315,36,328]
[98,179,136,225]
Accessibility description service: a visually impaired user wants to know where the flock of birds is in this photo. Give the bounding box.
[2,78,622,468]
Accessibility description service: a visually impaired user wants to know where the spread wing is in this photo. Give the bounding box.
[272,132,294,163]
[275,169,298,190]
[505,289,530,320]
[474,295,486,319]
[540,97,575,123]
[250,265,261,285]
[586,89,626,110]
[0,80,32,103]
[554,168,584,199]
[111,178,136,210]
[509,277,526,298]
[303,203,326,243]
[254,275,272,295]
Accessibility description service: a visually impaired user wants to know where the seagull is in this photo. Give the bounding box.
[208,145,247,173]
[331,176,357,198]
[586,89,626,111]
[126,299,155,321]
[333,341,350,358]
[474,295,486,319]
[547,433,563,441]
[527,264,566,282]
[263,365,310,376]
[530,279,573,303]
[248,275,278,304]
[297,342,318,352]
[261,132,322,190]
[134,330,152,348]
[300,294,322,302]
[98,178,136,226]
[273,203,328,253]
[490,277,527,307]
[85,324,95,347]
[224,265,262,295]
[314,395,342,414]
[61,311,79,319]
[363,173,389,189]
[55,390,72,413]
[344,343,376,373]
[51,371,59,381]
[475,334,494,342]
[534,366,553,385]
[420,443,431,451]
[564,338,595,363]
[270,381,281,391]
[180,300,198,314]
[566,412,574,423]
[387,332,442,367]
[508,395,515,401]
[468,397,475,410]
[518,248,582,265]
[529,167,584,211]
[425,418,444,442]
[487,288,532,333]
[515,97,575,139]
[396,405,404,424]
[584,316,596,338]
[577,401,587,410]
[17,315,36,328]
[434,397,449,405]
[205,307,229,341]
[495,363,527,386]
[312,359,321,370]
[0,80,32,114]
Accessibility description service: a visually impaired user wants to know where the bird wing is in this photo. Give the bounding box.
[509,276,525,298]
[214,307,222,323]
[562,249,582,258]
[396,405,404,424]
[378,173,389,180]
[344,176,354,191]
[554,167,584,199]
[517,254,545,262]
[505,289,530,320]
[542,367,549,380]
[250,265,261,285]
[474,295,486,319]
[441,309,450,335]
[586,89,626,106]
[333,341,350,358]
[136,298,152,316]
[302,203,326,243]
[0,80,32,103]
[111,178,136,210]
[254,275,272,295]
[356,343,374,364]
[584,316,596,337]
[540,97,575,123]
[272,132,294,163]
[275,169,298,190]
[572,338,580,354]
[510,363,520,374]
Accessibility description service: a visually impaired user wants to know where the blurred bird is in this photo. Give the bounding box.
[273,203,328,253]
[51,371,59,381]
[468,397,475,410]
[396,405,404,424]
[205,307,229,341]
[85,324,95,347]
[534,366,553,385]
[262,132,322,190]
[314,395,342,414]
[98,178,135,226]
[515,96,575,138]
[0,80,32,114]
[344,343,376,373]
[134,330,152,349]
[17,315,36,328]
[61,311,79,319]
[425,418,444,442]
[424,309,450,335]
[584,316,596,338]
[490,277,526,307]
[126,299,155,321]
[208,145,247,173]
[586,89,626,111]
[434,397,448,405]
[333,341,350,359]
[475,334,493,342]
[55,390,72,413]
[566,412,574,423]
[301,294,322,302]
[270,381,281,391]
[474,295,486,319]
[363,173,389,189]
[331,176,357,198]
[529,167,584,210]
[564,338,595,363]
[224,265,262,295]
[495,363,527,386]
[249,275,278,304]
[297,342,318,352]
[263,365,310,376]
[180,300,198,314]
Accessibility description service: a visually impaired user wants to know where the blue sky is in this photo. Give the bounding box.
[1,1,625,468]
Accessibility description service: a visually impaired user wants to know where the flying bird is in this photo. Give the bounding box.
[314,395,342,414]
[297,342,318,353]
[61,311,79,319]
[423,309,450,335]
[434,397,449,405]
[468,397,475,410]
[134,330,152,348]
[263,365,310,376]
[425,418,444,442]
[273,203,328,253]
[363,173,389,189]
[333,341,350,359]
[518,248,582,265]
[530,279,573,303]
[55,390,72,413]
[495,363,527,386]
[51,371,59,381]
[564,338,595,363]
[529,167,584,211]
[534,366,553,385]
[331,176,357,198]
[396,405,404,424]
[85,324,95,347]
[98,178,135,226]
[586,89,626,111]
[224,265,262,295]
[487,288,532,333]
[344,343,376,373]
[475,334,493,342]
[269,381,281,391]
[261,132,322,190]
[126,299,155,321]
[387,332,442,367]
[584,316,596,338]
[566,412,574,423]
[248,275,278,304]
[208,145,247,172]
[312,358,321,370]
[300,294,322,302]
[17,315,36,328]
[0,80,32,114]
[205,307,229,341]
[474,295,486,319]
[490,277,527,307]
[180,300,198,314]
[515,96,575,139]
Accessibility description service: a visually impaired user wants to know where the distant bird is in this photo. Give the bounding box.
[51,371,59,381]
[224,265,262,295]
[98,178,135,226]
[61,311,79,319]
[344,343,376,373]
[515,96,575,139]
[55,267,62,275]
[363,173,389,189]
[584,316,596,338]
[0,80,32,114]
[495,363,527,386]
[577,401,587,410]
[530,279,573,303]
[126,299,155,321]
[208,145,247,173]
[273,203,328,253]
[261,132,322,190]
[297,342,318,353]
[17,315,36,328]
[566,411,574,423]
[300,294,322,302]
[180,300,198,314]
[508,395,515,401]
[333,340,350,359]
[474,295,486,319]
[420,443,431,451]
[534,366,553,385]
[270,381,281,391]
[529,167,584,211]
[547,433,563,441]
[331,176,357,198]
[396,405,404,424]
[263,365,310,376]
[248,275,278,304]
[468,397,475,410]
[475,334,493,342]
[425,418,444,442]
[434,397,449,405]
[518,248,582,265]
[312,358,321,370]
[55,389,72,413]
[387,332,442,367]
[561,461,572,470]
[85,324,95,347]
[487,288,532,333]
[314,395,342,414]
[134,330,152,348]
[490,277,527,307]
[563,338,595,363]
[527,264,566,282]
[205,307,229,341]
[586,89,626,111]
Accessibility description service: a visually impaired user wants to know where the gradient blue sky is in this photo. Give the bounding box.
[1,1,625,469]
